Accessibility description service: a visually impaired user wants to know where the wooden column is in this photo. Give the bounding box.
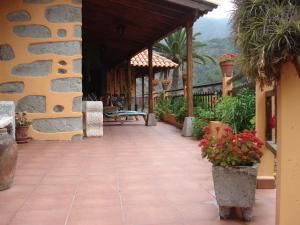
[148,46,154,113]
[186,21,193,117]
[142,75,145,111]
[134,73,137,111]
[127,61,132,110]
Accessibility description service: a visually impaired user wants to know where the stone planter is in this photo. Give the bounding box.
[212,165,258,221]
[15,125,29,143]
[0,129,18,191]
[219,61,234,77]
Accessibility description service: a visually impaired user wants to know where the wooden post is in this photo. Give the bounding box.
[134,73,137,111]
[142,75,145,111]
[127,61,132,110]
[148,46,154,113]
[164,70,168,80]
[186,20,193,117]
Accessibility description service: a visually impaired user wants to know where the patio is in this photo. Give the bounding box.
[0,122,275,225]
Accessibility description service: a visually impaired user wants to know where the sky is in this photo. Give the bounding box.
[205,0,234,19]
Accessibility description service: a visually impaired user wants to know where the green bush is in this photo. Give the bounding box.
[154,93,165,117]
[175,104,186,123]
[215,88,255,133]
[192,118,208,140]
[194,106,215,121]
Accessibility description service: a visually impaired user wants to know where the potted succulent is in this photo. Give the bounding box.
[199,126,263,221]
[232,0,300,86]
[219,53,237,77]
[15,112,31,144]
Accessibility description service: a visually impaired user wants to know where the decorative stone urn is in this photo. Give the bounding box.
[219,60,234,77]
[212,165,258,221]
[0,128,18,191]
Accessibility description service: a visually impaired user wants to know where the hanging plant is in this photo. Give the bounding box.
[232,0,300,86]
[152,78,159,86]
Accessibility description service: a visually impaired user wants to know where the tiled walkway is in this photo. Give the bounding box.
[0,122,275,225]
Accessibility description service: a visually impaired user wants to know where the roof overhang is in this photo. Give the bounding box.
[83,0,218,68]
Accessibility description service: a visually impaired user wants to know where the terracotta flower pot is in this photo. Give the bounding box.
[162,80,170,91]
[219,61,234,77]
[152,79,159,86]
[0,129,18,191]
[15,126,29,144]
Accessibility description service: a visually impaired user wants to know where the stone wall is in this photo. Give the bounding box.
[0,0,83,140]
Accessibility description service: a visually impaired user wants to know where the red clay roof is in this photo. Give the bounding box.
[131,50,178,68]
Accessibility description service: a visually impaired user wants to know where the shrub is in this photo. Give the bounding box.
[194,106,215,121]
[192,118,208,140]
[199,126,263,168]
[215,88,255,133]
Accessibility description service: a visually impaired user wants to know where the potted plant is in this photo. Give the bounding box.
[152,78,159,87]
[0,127,18,190]
[162,79,170,91]
[15,112,31,144]
[232,0,300,86]
[199,127,263,221]
[219,53,237,77]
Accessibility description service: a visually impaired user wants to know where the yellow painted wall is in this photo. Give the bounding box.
[256,83,275,177]
[276,62,300,225]
[0,0,82,140]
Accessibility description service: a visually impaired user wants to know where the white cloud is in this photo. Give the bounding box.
[205,0,234,19]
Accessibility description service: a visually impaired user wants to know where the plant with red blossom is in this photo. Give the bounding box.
[199,126,263,167]
[219,53,237,63]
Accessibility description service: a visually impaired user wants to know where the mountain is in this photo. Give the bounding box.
[193,17,232,41]
[194,37,237,85]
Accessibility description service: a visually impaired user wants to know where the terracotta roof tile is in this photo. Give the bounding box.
[131,50,178,68]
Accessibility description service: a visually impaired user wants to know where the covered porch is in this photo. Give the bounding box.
[0,122,275,225]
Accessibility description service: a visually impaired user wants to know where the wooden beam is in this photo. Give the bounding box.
[148,46,154,113]
[186,20,193,117]
[127,61,132,110]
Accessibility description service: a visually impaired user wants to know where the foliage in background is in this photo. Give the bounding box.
[215,88,255,133]
[194,106,215,121]
[192,118,208,140]
[154,29,215,90]
[232,0,300,86]
[154,93,167,117]
[154,95,186,123]
[200,127,263,168]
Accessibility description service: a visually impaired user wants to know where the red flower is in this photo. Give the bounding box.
[211,98,216,105]
[242,156,248,161]
[270,116,276,129]
[224,127,232,133]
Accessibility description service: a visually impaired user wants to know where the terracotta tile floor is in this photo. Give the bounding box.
[0,122,275,225]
